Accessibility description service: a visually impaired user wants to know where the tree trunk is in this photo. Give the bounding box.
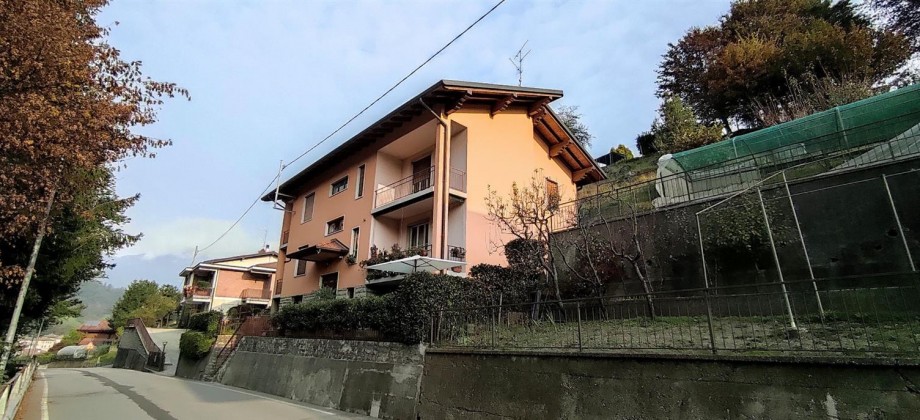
[632,259,656,320]
[0,188,56,374]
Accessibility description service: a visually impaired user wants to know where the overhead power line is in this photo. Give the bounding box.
[282,0,506,171]
[189,0,506,263]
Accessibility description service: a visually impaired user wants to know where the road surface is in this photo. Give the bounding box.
[147,328,186,376]
[17,367,369,420]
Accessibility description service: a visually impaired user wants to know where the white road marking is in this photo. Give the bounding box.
[172,379,337,416]
[40,372,49,420]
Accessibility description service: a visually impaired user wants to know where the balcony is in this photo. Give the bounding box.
[183,287,212,303]
[373,167,466,216]
[240,288,271,305]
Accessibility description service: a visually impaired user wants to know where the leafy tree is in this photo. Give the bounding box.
[110,280,180,328]
[0,0,185,347]
[635,131,658,156]
[0,172,137,334]
[651,96,723,153]
[554,105,593,148]
[658,0,912,128]
[612,144,634,160]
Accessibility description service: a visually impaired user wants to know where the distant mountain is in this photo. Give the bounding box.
[77,280,125,321]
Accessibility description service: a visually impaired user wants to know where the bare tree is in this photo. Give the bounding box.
[485,170,565,302]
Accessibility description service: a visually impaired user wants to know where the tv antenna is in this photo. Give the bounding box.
[509,41,530,86]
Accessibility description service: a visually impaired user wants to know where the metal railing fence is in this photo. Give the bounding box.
[432,274,920,357]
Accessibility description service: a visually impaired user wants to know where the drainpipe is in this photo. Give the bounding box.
[419,98,450,260]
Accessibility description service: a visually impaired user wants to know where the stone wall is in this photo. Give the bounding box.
[418,350,920,419]
[219,337,425,419]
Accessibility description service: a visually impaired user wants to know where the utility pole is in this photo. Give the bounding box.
[509,41,531,87]
[0,188,56,373]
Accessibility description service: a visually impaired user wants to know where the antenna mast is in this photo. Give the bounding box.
[509,41,531,86]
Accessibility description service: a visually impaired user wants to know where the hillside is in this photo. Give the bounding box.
[46,280,124,335]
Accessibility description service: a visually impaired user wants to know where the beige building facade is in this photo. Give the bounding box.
[264,80,604,306]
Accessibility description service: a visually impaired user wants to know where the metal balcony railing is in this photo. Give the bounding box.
[184,287,212,299]
[447,245,466,262]
[374,167,467,208]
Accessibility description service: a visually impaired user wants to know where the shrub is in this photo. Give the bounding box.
[272,296,388,337]
[309,287,336,301]
[187,311,222,336]
[179,331,215,360]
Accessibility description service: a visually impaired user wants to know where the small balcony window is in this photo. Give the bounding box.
[331,177,348,196]
[326,217,344,235]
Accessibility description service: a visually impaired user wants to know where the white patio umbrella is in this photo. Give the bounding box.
[365,255,464,274]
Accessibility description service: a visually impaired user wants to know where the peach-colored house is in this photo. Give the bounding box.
[263,80,604,306]
[179,249,278,317]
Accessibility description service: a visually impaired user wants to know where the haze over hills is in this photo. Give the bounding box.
[46,280,125,335]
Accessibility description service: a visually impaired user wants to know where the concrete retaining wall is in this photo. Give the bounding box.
[418,350,920,419]
[219,337,425,419]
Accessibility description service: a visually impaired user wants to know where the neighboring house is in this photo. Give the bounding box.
[77,320,117,346]
[179,248,278,317]
[262,80,604,307]
[17,334,63,356]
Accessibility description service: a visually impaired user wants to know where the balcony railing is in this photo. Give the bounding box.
[374,167,467,208]
[183,287,212,299]
[447,245,466,262]
[449,168,466,192]
[241,288,271,300]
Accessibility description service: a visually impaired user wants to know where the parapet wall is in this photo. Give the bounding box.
[418,350,920,419]
[218,337,425,419]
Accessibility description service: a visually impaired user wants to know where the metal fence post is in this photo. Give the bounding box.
[757,187,798,330]
[882,174,917,272]
[782,172,824,320]
[696,213,718,354]
[490,307,496,348]
[576,302,583,351]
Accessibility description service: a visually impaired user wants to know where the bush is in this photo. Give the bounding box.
[187,310,222,336]
[272,272,485,344]
[179,331,215,360]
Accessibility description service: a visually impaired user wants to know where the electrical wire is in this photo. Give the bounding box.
[190,0,506,262]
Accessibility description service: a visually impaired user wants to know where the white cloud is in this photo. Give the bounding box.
[118,217,266,262]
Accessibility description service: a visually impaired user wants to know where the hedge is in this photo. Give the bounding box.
[187,310,222,336]
[272,272,486,344]
[179,331,215,360]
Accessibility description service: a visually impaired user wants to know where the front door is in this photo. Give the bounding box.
[412,156,431,192]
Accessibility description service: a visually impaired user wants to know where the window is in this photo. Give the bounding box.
[355,165,365,198]
[347,287,355,299]
[295,259,306,276]
[331,176,348,196]
[301,193,315,223]
[320,272,338,291]
[292,295,303,304]
[350,227,360,258]
[546,178,560,210]
[326,217,344,235]
[408,222,430,249]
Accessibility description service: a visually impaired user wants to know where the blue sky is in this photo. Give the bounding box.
[99,0,731,287]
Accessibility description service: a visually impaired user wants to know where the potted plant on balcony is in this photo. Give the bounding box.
[450,247,465,260]
[346,255,357,265]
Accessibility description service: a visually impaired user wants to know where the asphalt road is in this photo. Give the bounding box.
[17,367,369,420]
[146,328,186,376]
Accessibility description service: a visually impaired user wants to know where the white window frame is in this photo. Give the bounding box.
[330,176,348,196]
[326,216,345,236]
[350,227,360,258]
[320,272,338,291]
[407,222,430,249]
[355,164,366,199]
[294,259,306,277]
[301,192,315,223]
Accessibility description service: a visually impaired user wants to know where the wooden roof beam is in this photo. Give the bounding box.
[490,94,517,117]
[572,167,593,182]
[446,90,472,115]
[528,97,551,117]
[549,139,571,158]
